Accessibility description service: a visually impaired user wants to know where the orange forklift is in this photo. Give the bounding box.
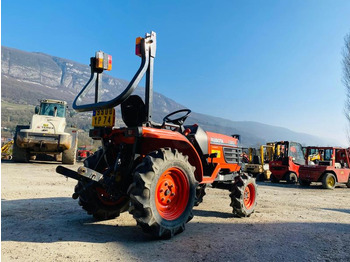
[269,141,305,183]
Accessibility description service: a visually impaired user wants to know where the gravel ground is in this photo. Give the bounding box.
[1,161,350,262]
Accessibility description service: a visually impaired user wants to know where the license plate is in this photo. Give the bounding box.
[92,108,115,127]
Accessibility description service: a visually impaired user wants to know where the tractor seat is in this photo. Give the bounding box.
[121,95,146,127]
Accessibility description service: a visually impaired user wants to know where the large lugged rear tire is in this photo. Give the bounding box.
[230,173,257,217]
[75,149,130,220]
[128,148,197,238]
[75,182,130,220]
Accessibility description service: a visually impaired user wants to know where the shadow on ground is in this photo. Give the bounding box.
[2,197,350,261]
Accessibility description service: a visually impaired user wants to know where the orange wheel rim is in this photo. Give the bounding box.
[243,183,256,209]
[155,167,189,220]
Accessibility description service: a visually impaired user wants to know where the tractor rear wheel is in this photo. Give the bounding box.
[194,184,206,206]
[322,173,336,189]
[230,174,257,217]
[128,148,197,238]
[76,182,129,220]
[75,149,130,220]
[286,172,298,184]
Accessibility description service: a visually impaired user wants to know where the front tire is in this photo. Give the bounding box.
[230,174,257,217]
[128,148,197,238]
[286,172,298,184]
[322,173,336,189]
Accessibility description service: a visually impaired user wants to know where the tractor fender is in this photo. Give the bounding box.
[140,127,204,182]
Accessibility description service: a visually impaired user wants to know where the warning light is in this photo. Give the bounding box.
[95,51,112,71]
[135,37,142,57]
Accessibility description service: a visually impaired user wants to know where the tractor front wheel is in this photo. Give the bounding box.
[230,174,257,217]
[128,148,197,238]
[322,173,336,189]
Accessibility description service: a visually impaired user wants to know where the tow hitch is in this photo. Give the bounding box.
[56,165,105,199]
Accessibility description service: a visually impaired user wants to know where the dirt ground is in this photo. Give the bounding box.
[1,161,350,262]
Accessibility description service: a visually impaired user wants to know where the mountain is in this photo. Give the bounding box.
[1,46,329,147]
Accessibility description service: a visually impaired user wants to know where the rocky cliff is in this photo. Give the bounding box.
[1,46,327,146]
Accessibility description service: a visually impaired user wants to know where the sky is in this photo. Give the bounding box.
[2,0,350,145]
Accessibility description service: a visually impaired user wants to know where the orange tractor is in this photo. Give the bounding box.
[56,31,257,238]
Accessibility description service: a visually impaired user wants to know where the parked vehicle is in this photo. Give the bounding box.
[299,146,350,189]
[56,31,257,238]
[245,143,275,181]
[13,99,77,164]
[269,141,305,183]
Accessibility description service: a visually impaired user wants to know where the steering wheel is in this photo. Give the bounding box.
[163,109,191,126]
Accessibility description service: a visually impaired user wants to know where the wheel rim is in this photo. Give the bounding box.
[243,183,256,209]
[155,167,189,220]
[326,176,335,188]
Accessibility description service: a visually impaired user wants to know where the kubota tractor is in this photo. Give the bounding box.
[269,141,305,184]
[56,31,257,238]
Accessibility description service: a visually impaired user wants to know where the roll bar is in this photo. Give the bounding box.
[72,31,157,125]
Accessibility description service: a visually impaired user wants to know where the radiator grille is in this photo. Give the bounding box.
[223,147,242,164]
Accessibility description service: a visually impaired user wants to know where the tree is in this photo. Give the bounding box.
[343,33,350,141]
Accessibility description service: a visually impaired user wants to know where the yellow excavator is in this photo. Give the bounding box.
[1,140,14,160]
[244,142,277,181]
